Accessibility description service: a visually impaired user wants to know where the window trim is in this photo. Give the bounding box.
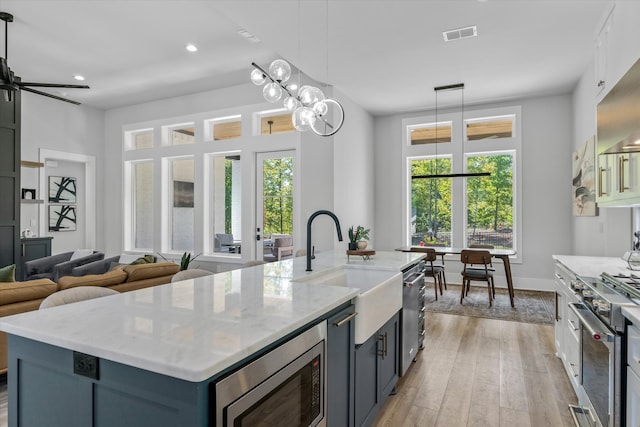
[402,105,522,263]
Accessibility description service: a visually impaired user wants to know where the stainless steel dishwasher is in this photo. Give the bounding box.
[400,261,425,376]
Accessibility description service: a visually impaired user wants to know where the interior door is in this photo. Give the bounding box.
[256,151,295,261]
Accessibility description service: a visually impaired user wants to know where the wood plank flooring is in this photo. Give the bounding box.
[0,313,576,427]
[373,312,578,427]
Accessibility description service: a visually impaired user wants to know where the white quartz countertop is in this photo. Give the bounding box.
[552,254,632,278]
[622,306,640,325]
[0,250,424,382]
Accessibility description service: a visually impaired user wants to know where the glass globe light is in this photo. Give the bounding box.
[269,59,292,83]
[283,96,301,111]
[250,69,266,85]
[312,100,328,116]
[299,86,325,107]
[263,82,283,103]
[292,107,315,131]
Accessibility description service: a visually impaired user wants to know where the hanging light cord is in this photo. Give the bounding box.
[412,83,490,179]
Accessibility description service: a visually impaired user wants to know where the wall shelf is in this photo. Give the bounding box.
[20,160,44,168]
[21,199,44,204]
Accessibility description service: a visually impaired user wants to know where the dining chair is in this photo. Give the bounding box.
[460,249,495,307]
[468,244,496,271]
[412,248,444,300]
[427,243,448,289]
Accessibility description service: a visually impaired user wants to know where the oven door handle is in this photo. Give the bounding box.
[568,303,615,342]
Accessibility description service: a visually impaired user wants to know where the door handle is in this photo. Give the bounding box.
[334,312,357,327]
[598,166,607,197]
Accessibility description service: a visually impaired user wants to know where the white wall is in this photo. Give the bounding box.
[20,92,103,254]
[570,0,640,257]
[333,89,376,248]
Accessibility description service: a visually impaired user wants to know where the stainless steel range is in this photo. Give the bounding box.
[569,274,638,427]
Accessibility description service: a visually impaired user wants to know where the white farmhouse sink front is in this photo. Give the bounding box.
[292,267,402,344]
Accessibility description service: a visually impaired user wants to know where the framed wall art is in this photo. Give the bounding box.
[49,205,77,232]
[572,136,598,216]
[49,176,77,204]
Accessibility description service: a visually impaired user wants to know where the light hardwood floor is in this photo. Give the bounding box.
[373,312,578,427]
[0,313,576,427]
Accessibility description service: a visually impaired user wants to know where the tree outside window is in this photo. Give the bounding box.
[410,157,452,245]
[466,153,513,249]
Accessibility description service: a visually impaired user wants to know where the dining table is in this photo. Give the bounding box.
[396,246,517,307]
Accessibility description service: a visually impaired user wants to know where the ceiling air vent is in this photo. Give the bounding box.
[443,25,477,42]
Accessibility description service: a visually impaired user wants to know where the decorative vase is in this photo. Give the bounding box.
[348,242,357,250]
[357,241,368,250]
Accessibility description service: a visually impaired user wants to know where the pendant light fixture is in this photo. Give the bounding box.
[412,83,491,179]
[250,0,344,137]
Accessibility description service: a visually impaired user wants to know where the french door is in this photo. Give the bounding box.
[256,151,295,261]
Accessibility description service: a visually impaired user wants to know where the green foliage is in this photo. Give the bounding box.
[262,157,294,235]
[348,225,370,242]
[180,252,201,271]
[410,154,513,244]
[411,158,452,237]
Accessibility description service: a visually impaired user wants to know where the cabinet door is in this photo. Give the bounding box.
[354,334,379,427]
[628,367,640,427]
[617,153,640,199]
[378,312,399,399]
[326,305,356,427]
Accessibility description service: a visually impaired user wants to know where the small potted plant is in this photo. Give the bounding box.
[347,226,358,250]
[355,225,370,250]
[348,225,370,250]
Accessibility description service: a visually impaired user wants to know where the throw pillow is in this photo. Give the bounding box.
[0,264,15,282]
[129,255,155,265]
[70,249,93,260]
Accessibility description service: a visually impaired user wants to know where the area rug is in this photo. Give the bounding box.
[423,283,555,325]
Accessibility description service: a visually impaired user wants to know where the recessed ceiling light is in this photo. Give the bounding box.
[237,29,261,43]
[185,43,198,52]
[73,74,85,81]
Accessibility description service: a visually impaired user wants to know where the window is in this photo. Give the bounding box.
[404,107,521,257]
[465,153,514,249]
[409,122,452,145]
[207,115,242,141]
[131,161,154,250]
[167,124,195,145]
[260,112,295,135]
[262,157,293,235]
[125,129,153,151]
[410,157,451,245]
[465,115,514,141]
[209,153,242,255]
[169,157,194,251]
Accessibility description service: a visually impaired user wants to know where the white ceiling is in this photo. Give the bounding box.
[1,0,610,114]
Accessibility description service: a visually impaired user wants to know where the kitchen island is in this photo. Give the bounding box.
[0,250,424,427]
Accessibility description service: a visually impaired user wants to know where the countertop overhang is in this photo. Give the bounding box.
[0,250,425,382]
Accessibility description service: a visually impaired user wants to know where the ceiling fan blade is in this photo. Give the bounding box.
[20,86,81,105]
[18,82,90,89]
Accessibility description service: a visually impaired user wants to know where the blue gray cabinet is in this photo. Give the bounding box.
[20,237,52,280]
[0,84,20,278]
[354,311,400,427]
[327,305,356,427]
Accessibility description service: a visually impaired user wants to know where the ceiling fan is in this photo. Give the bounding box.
[0,11,89,105]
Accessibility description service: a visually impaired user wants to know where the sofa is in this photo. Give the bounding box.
[0,261,180,374]
[23,250,105,282]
